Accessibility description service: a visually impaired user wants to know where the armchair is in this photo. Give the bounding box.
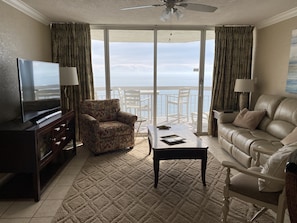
[80,99,137,155]
[221,144,297,223]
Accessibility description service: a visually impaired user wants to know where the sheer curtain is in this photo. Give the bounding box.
[51,23,94,138]
[208,26,254,135]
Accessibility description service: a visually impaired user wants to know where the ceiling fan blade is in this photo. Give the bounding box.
[121,4,163,11]
[178,3,217,12]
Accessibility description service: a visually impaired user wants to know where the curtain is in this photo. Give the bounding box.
[208,26,254,135]
[51,23,94,139]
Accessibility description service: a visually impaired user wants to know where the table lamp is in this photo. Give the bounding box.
[59,67,79,112]
[234,79,254,110]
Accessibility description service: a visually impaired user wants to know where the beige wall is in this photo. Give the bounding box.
[252,16,297,106]
[0,1,51,123]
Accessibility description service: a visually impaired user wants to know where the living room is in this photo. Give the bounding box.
[1,0,297,222]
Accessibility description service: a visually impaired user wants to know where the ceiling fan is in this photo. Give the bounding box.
[120,0,217,21]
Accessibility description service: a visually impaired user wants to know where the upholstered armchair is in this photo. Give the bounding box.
[80,99,137,155]
[221,145,297,223]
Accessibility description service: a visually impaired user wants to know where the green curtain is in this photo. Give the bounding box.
[208,26,254,135]
[51,23,94,139]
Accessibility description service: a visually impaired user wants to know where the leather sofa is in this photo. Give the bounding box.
[218,94,297,168]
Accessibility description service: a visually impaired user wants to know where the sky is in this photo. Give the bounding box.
[91,30,215,88]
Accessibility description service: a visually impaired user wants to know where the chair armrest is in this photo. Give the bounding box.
[254,146,275,156]
[80,114,99,132]
[218,112,239,124]
[254,146,276,166]
[117,111,137,125]
[222,161,285,184]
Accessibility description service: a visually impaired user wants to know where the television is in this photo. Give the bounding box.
[17,58,61,124]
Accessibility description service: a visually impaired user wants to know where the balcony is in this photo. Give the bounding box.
[94,86,212,135]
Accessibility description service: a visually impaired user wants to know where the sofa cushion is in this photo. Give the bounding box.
[233,108,266,130]
[281,127,297,145]
[258,144,297,192]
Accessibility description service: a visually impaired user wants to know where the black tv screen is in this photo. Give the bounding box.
[17,58,61,123]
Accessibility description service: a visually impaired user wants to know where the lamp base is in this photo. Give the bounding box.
[239,93,249,110]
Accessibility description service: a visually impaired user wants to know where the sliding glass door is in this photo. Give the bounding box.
[109,30,154,129]
[91,28,214,135]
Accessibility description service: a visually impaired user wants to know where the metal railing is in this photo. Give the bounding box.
[94,86,212,133]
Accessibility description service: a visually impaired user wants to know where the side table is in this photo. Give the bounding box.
[212,110,223,137]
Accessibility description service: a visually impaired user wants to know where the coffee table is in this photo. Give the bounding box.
[147,124,208,188]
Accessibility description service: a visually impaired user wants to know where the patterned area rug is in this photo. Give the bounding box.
[53,138,274,223]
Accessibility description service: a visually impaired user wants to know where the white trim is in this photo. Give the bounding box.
[2,0,50,25]
[256,7,297,29]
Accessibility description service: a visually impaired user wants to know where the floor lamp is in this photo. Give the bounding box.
[59,67,79,113]
[234,79,254,110]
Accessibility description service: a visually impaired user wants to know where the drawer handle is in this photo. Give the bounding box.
[54,127,60,132]
[55,141,61,146]
[60,124,66,127]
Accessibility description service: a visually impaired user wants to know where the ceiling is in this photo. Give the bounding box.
[6,0,297,28]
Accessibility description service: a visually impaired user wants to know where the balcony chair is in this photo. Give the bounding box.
[124,89,150,122]
[166,88,190,123]
[221,145,297,223]
[80,99,137,155]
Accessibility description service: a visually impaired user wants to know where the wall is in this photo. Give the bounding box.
[0,1,51,123]
[252,16,297,106]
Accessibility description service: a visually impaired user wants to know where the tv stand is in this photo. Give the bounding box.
[0,111,76,201]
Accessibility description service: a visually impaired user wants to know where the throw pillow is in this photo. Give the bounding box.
[258,144,297,192]
[233,108,266,130]
[281,127,297,145]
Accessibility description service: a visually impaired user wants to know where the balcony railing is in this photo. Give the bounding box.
[94,86,212,134]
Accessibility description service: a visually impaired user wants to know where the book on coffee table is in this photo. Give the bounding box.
[161,134,185,144]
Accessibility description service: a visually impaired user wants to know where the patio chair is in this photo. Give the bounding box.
[80,99,137,155]
[124,89,150,121]
[166,88,190,123]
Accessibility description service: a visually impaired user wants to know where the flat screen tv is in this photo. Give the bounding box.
[17,58,61,123]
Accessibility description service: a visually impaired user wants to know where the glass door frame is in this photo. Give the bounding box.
[91,25,214,134]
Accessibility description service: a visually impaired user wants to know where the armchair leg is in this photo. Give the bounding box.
[222,167,231,223]
[222,192,229,223]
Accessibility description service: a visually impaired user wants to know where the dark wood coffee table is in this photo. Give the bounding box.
[147,124,208,188]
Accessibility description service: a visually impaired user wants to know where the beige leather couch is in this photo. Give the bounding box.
[218,94,297,168]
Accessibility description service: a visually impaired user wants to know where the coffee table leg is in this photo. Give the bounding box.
[201,152,207,186]
[153,157,159,188]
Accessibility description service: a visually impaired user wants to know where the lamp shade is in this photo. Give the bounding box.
[234,79,254,93]
[59,67,79,86]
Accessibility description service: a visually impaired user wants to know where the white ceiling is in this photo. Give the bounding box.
[5,0,297,28]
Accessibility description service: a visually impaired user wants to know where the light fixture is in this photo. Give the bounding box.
[160,7,183,22]
[234,79,254,110]
[59,67,79,112]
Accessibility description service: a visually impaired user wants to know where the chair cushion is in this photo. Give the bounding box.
[98,121,133,138]
[230,167,280,205]
[233,108,266,130]
[281,127,297,145]
[258,144,297,192]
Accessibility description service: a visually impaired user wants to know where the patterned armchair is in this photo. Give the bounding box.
[80,99,137,155]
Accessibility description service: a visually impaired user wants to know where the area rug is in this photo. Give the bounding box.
[53,138,274,223]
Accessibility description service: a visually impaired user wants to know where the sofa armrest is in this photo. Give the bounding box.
[218,112,239,124]
[117,111,137,126]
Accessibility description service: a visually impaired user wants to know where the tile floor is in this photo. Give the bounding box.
[0,136,290,222]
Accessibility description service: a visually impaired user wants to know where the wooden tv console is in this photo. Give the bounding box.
[0,111,76,201]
